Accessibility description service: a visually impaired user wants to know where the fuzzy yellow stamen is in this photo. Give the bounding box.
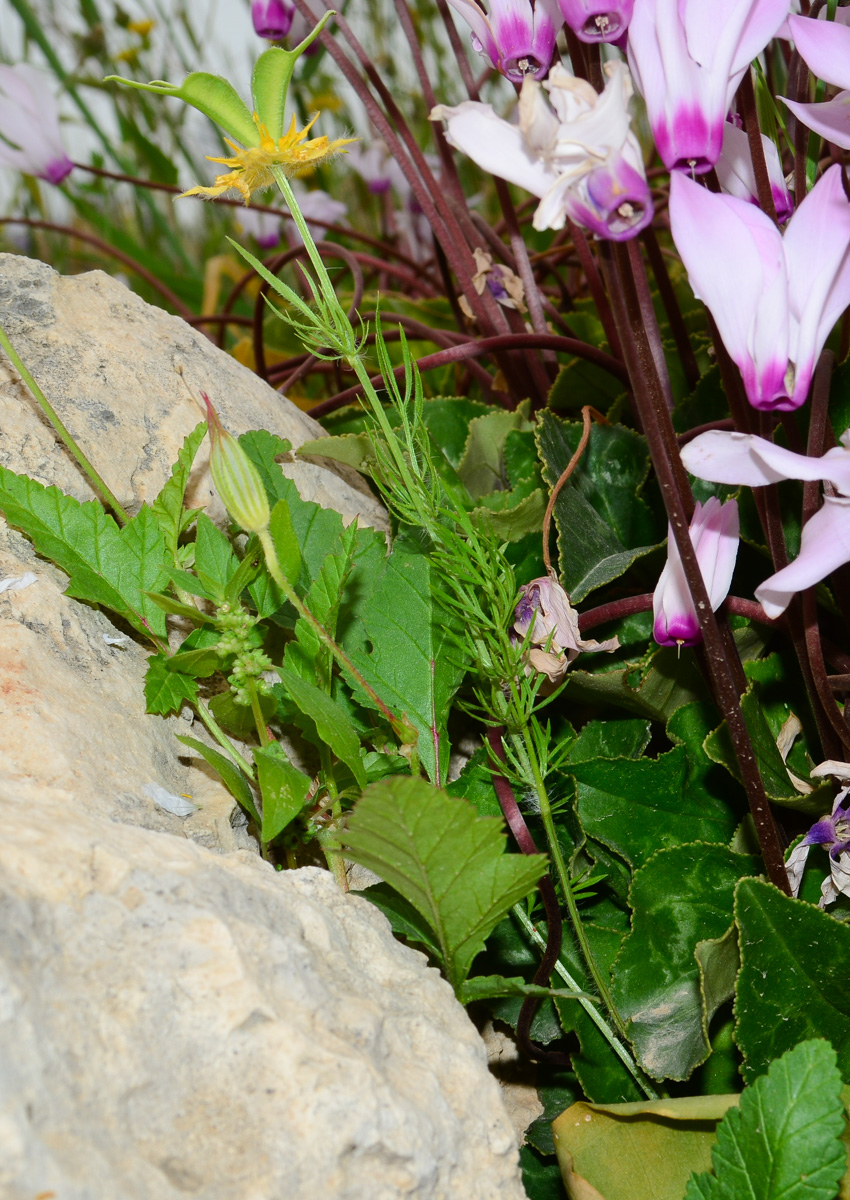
[181,112,356,206]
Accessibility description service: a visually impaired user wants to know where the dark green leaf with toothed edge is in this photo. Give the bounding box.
[254,742,312,844]
[734,878,850,1084]
[684,1039,846,1200]
[610,844,760,1082]
[0,465,170,637]
[144,653,200,716]
[276,666,367,789]
[340,777,546,992]
[193,512,238,600]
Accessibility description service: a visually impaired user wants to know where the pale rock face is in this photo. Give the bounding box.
[0,789,526,1199]
[0,253,388,532]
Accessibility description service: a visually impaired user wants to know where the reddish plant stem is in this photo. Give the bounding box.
[487,727,571,1067]
[737,69,779,224]
[600,240,790,893]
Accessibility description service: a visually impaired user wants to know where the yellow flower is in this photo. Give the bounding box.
[128,19,155,35]
[181,111,356,206]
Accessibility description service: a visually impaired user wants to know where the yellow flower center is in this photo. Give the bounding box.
[180,112,356,206]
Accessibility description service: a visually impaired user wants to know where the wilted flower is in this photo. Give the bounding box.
[782,13,850,152]
[627,0,790,173]
[558,0,634,43]
[652,497,739,647]
[786,762,850,907]
[513,575,619,682]
[669,165,850,411]
[446,0,563,83]
[459,247,527,318]
[715,121,793,224]
[681,428,850,619]
[0,64,73,185]
[204,394,271,534]
[252,0,296,39]
[431,62,653,240]
[181,111,355,206]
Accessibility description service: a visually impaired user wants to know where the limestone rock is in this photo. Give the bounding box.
[0,253,387,532]
[0,785,526,1200]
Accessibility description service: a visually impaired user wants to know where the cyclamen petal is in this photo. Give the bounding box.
[670,166,850,411]
[558,0,634,43]
[652,497,739,647]
[446,0,562,83]
[780,15,850,150]
[756,496,850,619]
[627,0,790,173]
[681,429,850,495]
[716,122,793,223]
[0,65,73,185]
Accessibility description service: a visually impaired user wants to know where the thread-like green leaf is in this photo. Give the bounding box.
[340,776,546,991]
[0,466,169,637]
[684,1039,846,1200]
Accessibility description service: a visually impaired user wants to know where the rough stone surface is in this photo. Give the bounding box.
[0,253,387,532]
[0,785,526,1199]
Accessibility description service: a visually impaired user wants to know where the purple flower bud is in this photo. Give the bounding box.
[652,497,739,647]
[252,0,296,40]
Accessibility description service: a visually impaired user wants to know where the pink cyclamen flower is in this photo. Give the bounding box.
[681,428,850,619]
[782,13,850,152]
[786,762,850,907]
[235,207,282,249]
[559,0,634,43]
[716,121,793,224]
[652,497,739,647]
[431,62,653,240]
[445,0,562,83]
[251,0,295,39]
[0,64,73,185]
[513,575,619,682]
[627,0,790,173]
[669,165,850,411]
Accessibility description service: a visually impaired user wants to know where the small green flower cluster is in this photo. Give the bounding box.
[217,602,273,706]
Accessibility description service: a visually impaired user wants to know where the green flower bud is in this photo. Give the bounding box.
[204,394,270,534]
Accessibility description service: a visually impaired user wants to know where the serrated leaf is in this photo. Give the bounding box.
[340,776,546,991]
[569,747,738,870]
[342,532,466,785]
[470,486,547,542]
[254,742,312,843]
[277,666,366,788]
[456,403,533,500]
[0,466,170,637]
[552,1095,737,1200]
[610,844,759,1081]
[284,523,357,688]
[535,412,662,601]
[684,1039,845,1200]
[144,653,200,715]
[151,421,207,560]
[175,734,259,823]
[735,878,850,1084]
[193,512,238,600]
[267,495,302,586]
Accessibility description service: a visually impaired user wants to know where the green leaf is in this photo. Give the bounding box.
[458,975,593,1004]
[284,523,357,688]
[151,421,206,561]
[355,881,442,957]
[254,742,312,843]
[610,844,760,1081]
[684,1039,845,1200]
[296,433,376,473]
[175,734,259,824]
[735,878,850,1084]
[0,466,170,637]
[193,512,238,601]
[535,412,661,601]
[144,653,200,715]
[455,403,533,500]
[339,777,546,991]
[705,683,832,814]
[569,747,738,870]
[276,666,367,788]
[552,1095,738,1200]
[342,532,466,785]
[208,688,276,738]
[267,495,302,586]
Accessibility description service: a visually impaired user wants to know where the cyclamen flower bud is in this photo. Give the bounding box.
[251,0,295,39]
[652,497,739,647]
[204,394,270,534]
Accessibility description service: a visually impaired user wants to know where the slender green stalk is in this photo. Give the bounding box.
[195,698,256,779]
[518,722,631,1044]
[512,905,659,1100]
[0,322,130,525]
[246,678,272,749]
